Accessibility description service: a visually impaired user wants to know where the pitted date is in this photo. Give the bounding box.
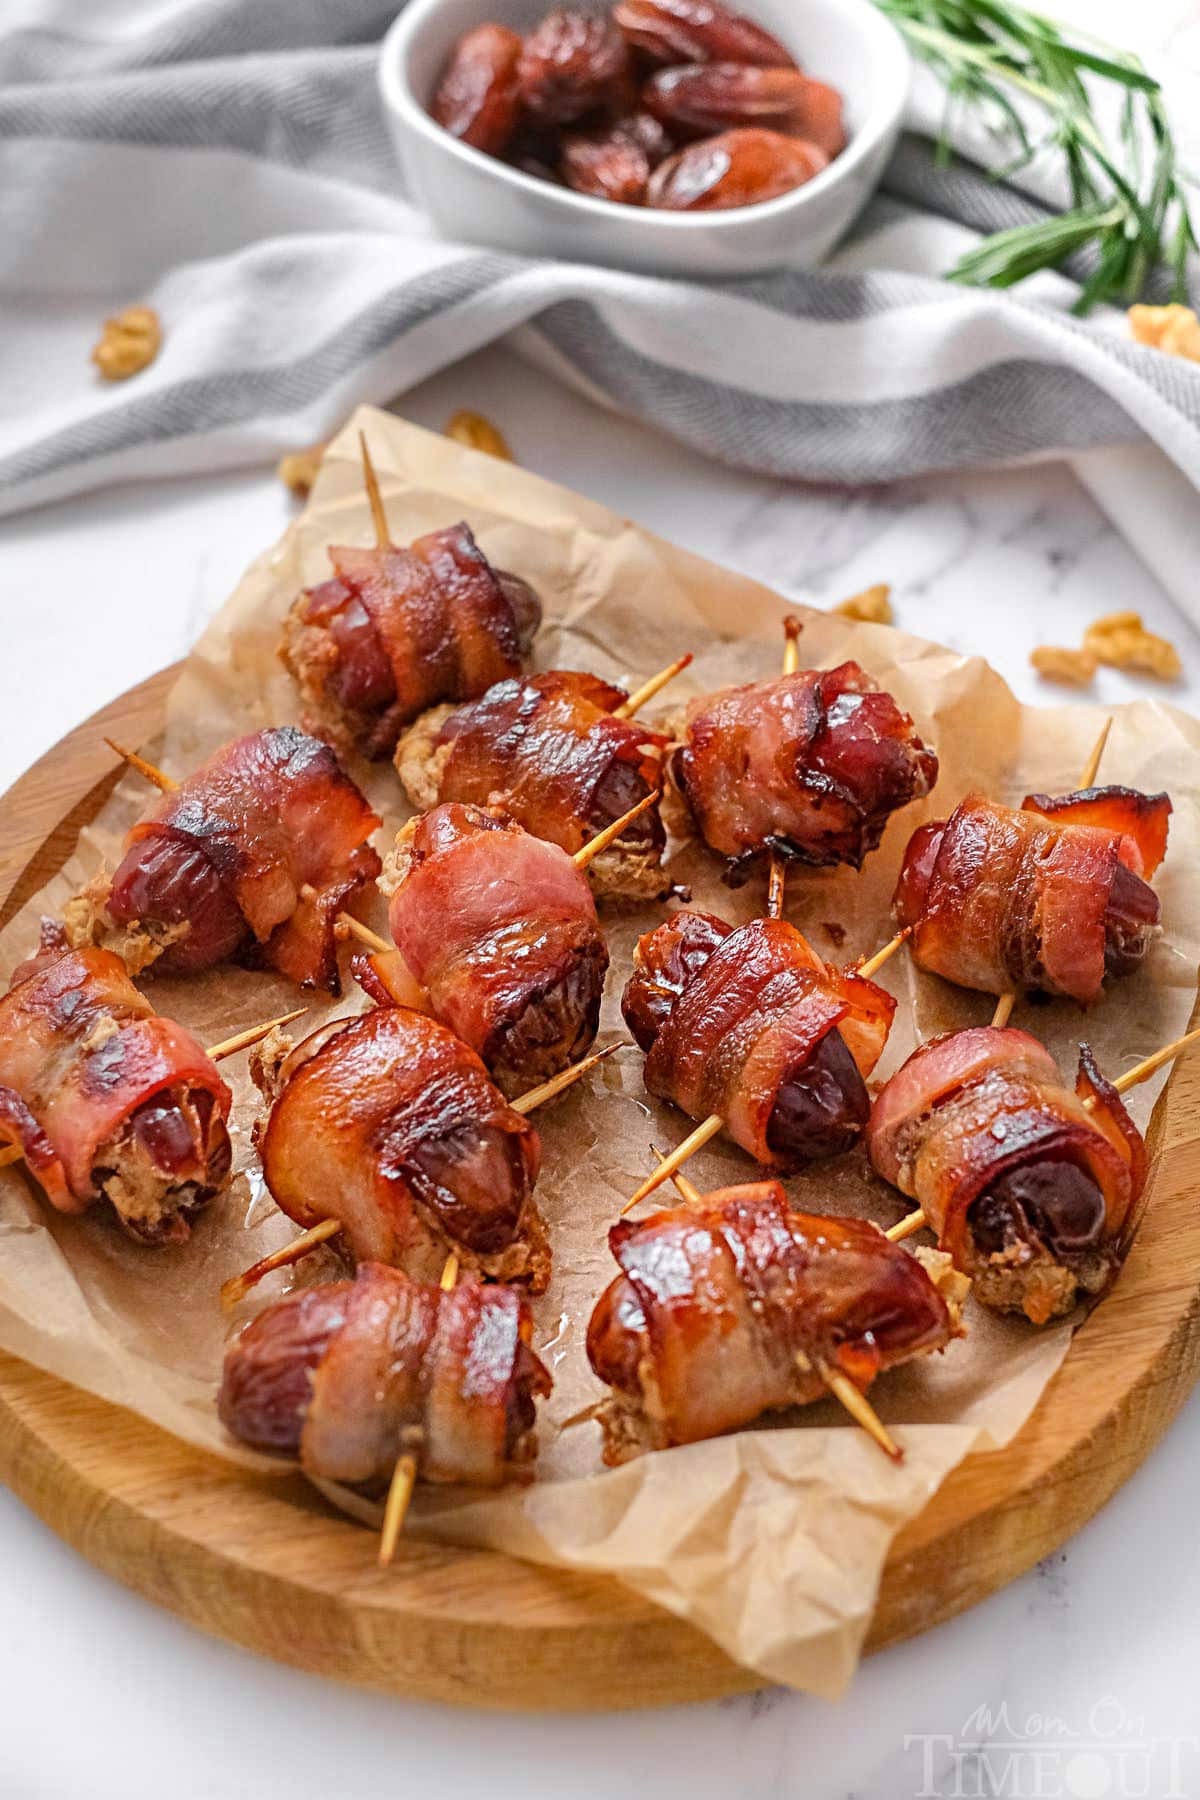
[613,0,796,68]
[644,64,846,158]
[432,23,524,156]
[517,10,632,124]
[647,127,827,210]
[613,110,674,168]
[561,125,652,205]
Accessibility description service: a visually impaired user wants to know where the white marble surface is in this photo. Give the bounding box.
[4,344,1200,1798]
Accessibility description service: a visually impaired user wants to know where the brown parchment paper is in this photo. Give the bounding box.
[2,405,1199,1699]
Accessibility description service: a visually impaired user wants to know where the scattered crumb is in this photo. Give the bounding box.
[1129,303,1200,362]
[445,410,514,460]
[820,920,847,948]
[277,440,330,498]
[91,305,161,381]
[1084,611,1181,681]
[833,583,893,624]
[1030,644,1098,686]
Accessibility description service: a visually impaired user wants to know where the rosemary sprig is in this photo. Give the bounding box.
[873,0,1197,312]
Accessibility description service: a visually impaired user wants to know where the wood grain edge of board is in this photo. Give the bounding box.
[0,1353,755,1710]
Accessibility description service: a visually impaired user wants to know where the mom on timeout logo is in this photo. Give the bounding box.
[904,1698,1199,1798]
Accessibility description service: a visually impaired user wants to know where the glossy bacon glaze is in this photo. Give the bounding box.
[893,786,1170,1005]
[281,522,541,759]
[379,803,608,1085]
[431,671,668,859]
[586,1181,960,1463]
[672,662,938,880]
[868,1026,1146,1323]
[255,1007,548,1289]
[105,727,381,993]
[0,934,231,1242]
[622,912,895,1164]
[220,1263,551,1485]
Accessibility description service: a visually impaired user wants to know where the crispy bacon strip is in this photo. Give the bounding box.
[281,523,540,759]
[0,934,231,1241]
[1021,784,1171,878]
[104,727,381,993]
[586,1181,961,1463]
[868,1026,1145,1323]
[894,791,1166,1005]
[625,915,895,1166]
[378,803,608,1085]
[432,672,668,857]
[256,1007,548,1289]
[219,1263,551,1485]
[672,662,938,880]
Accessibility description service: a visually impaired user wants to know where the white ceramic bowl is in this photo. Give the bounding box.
[379,0,909,277]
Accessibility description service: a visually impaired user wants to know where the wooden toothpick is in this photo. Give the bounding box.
[219,1216,342,1310]
[105,739,178,793]
[208,1008,308,1064]
[510,1042,620,1115]
[612,653,693,721]
[359,432,391,550]
[378,1453,417,1567]
[573,790,661,870]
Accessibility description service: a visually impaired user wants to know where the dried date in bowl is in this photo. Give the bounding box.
[517,8,633,123]
[560,124,652,203]
[432,21,524,153]
[613,0,796,69]
[643,64,847,158]
[647,128,828,211]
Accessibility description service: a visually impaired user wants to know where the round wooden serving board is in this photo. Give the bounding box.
[1,671,1199,1711]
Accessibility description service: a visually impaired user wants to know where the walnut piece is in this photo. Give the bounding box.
[834,583,893,624]
[1030,644,1098,686]
[1084,611,1181,680]
[445,410,514,460]
[277,440,329,498]
[91,305,161,381]
[1129,303,1200,363]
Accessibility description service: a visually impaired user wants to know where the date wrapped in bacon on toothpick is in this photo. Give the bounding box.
[246,1007,550,1295]
[671,650,938,888]
[220,1263,551,1493]
[394,660,689,903]
[280,435,541,760]
[354,800,613,1088]
[0,926,238,1244]
[70,727,382,995]
[619,912,896,1205]
[893,783,1170,1008]
[869,1026,1152,1324]
[584,1178,966,1465]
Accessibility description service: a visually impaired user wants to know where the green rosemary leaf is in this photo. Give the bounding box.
[873,0,1197,310]
[946,203,1124,288]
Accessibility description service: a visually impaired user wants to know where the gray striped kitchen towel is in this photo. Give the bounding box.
[2,0,1200,517]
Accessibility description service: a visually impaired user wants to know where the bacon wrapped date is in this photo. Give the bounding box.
[361,802,608,1087]
[394,670,670,902]
[254,1006,549,1290]
[0,929,231,1244]
[586,1180,964,1463]
[281,521,541,760]
[672,662,938,881]
[893,786,1170,1005]
[868,1025,1146,1323]
[84,727,381,994]
[621,912,895,1164]
[220,1262,550,1486]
